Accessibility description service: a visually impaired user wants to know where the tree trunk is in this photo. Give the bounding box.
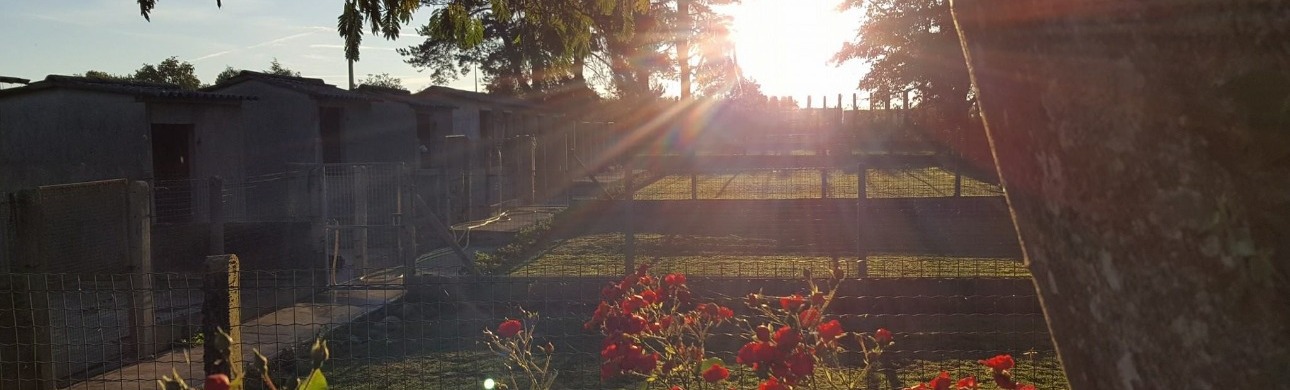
[678,0,692,99]
[952,0,1290,388]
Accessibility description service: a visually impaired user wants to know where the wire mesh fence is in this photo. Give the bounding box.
[0,270,1067,390]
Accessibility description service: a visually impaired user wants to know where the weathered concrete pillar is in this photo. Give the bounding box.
[952,1,1289,388]
[203,254,241,377]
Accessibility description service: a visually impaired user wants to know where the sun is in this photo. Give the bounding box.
[721,0,867,104]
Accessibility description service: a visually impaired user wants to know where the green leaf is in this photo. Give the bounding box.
[296,369,328,390]
[701,357,723,372]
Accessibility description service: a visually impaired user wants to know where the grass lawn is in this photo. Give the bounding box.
[510,233,1029,278]
[636,167,1003,200]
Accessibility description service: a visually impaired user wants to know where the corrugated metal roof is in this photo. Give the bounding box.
[0,75,253,101]
[209,71,372,101]
[354,85,455,110]
[412,86,541,111]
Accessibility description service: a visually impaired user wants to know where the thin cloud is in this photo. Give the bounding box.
[247,30,320,49]
[192,50,234,62]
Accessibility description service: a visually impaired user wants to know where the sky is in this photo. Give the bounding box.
[0,0,868,105]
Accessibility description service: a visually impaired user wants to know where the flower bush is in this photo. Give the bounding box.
[482,310,558,390]
[901,354,1037,390]
[488,265,1049,389]
[583,264,736,388]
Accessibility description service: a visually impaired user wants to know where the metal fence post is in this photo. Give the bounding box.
[353,166,369,274]
[856,163,869,278]
[202,254,241,377]
[624,157,636,276]
[126,181,156,359]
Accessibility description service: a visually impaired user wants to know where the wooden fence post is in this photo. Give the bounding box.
[203,254,241,377]
[126,181,156,359]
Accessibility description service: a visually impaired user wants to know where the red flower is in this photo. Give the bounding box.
[1016,384,1036,390]
[664,273,686,286]
[625,314,647,334]
[670,387,684,390]
[497,319,522,338]
[956,376,978,389]
[817,320,843,343]
[773,326,801,350]
[780,294,805,311]
[979,354,1015,372]
[992,372,1018,390]
[798,308,821,327]
[702,363,730,382]
[204,374,230,390]
[641,289,659,304]
[755,325,772,341]
[601,343,620,359]
[759,376,787,390]
[623,295,647,313]
[928,371,953,390]
[875,328,893,345]
[737,341,768,366]
[718,306,734,320]
[810,292,826,306]
[787,350,815,378]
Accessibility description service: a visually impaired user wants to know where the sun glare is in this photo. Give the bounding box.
[723,0,866,103]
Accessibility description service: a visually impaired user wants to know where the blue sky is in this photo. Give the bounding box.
[0,0,868,103]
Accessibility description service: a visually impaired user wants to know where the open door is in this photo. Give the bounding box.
[151,123,194,223]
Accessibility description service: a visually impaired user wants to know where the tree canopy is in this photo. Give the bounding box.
[358,73,405,90]
[264,58,301,77]
[833,0,972,117]
[81,57,202,90]
[132,56,202,90]
[398,0,742,100]
[214,66,240,85]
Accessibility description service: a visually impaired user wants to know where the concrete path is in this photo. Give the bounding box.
[65,275,404,390]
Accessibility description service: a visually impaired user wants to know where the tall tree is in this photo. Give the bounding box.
[833,0,974,147]
[132,56,202,90]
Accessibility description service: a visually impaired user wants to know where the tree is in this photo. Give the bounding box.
[132,56,201,90]
[954,1,1288,388]
[358,73,405,90]
[214,66,240,85]
[82,70,130,81]
[264,58,301,77]
[833,0,975,150]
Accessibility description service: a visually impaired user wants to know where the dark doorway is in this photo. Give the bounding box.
[320,106,345,163]
[416,112,437,169]
[151,123,194,223]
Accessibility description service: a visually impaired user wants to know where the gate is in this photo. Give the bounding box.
[320,163,414,281]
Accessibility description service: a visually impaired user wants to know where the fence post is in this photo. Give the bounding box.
[821,168,829,199]
[202,254,241,377]
[624,157,636,276]
[353,166,369,274]
[855,163,869,278]
[126,181,156,359]
[209,176,225,255]
[398,165,417,282]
